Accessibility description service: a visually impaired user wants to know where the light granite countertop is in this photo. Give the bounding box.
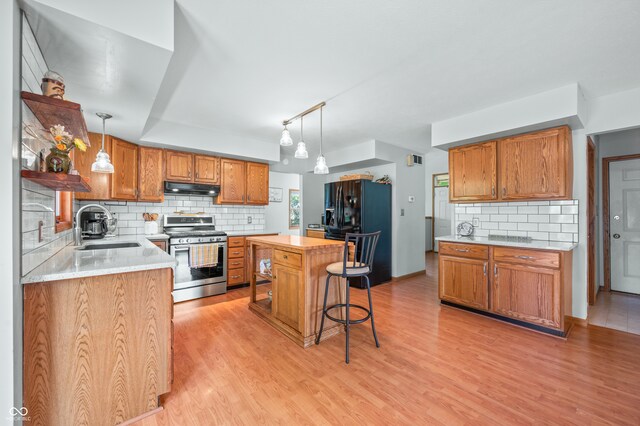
[144,233,170,240]
[436,235,577,252]
[22,236,176,284]
[226,230,280,237]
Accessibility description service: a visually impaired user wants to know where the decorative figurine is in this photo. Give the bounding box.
[41,70,65,100]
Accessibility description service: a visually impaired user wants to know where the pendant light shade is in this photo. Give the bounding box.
[294,116,308,159]
[280,125,293,146]
[313,106,329,174]
[91,112,114,173]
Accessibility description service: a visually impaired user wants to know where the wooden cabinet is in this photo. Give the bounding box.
[227,234,278,287]
[439,255,488,310]
[499,126,572,200]
[75,132,111,200]
[448,126,572,203]
[111,137,138,200]
[306,229,325,239]
[272,263,303,331]
[438,241,572,335]
[194,155,220,184]
[219,159,246,204]
[491,261,562,329]
[165,150,193,182]
[449,141,497,201]
[138,146,164,202]
[246,162,269,205]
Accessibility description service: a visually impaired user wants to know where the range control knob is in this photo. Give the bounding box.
[178,239,184,244]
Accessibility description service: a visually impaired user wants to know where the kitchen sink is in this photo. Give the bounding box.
[77,242,141,250]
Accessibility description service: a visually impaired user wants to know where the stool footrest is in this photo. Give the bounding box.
[324,303,371,325]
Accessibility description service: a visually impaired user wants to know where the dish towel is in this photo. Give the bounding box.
[188,244,219,268]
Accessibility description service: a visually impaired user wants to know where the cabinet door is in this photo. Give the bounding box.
[491,262,562,329]
[246,162,269,205]
[439,255,488,310]
[499,126,571,200]
[138,147,164,202]
[219,159,246,204]
[75,132,111,200]
[111,138,138,200]
[165,150,193,182]
[272,263,303,331]
[449,141,497,201]
[194,155,220,185]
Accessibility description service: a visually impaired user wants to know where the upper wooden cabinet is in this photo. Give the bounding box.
[449,141,497,201]
[75,132,112,201]
[448,126,572,203]
[246,162,269,205]
[138,146,164,202]
[219,159,247,204]
[499,126,572,200]
[111,138,138,200]
[165,150,193,182]
[194,155,220,185]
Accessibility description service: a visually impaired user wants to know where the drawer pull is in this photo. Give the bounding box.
[231,275,241,279]
[483,263,487,276]
[455,248,469,252]
[516,255,534,260]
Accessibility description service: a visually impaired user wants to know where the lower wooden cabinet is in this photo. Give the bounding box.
[149,239,167,252]
[227,234,278,287]
[272,263,303,331]
[439,256,488,310]
[491,262,562,329]
[438,241,572,335]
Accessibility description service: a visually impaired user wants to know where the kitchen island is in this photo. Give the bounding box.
[22,237,176,426]
[246,235,348,347]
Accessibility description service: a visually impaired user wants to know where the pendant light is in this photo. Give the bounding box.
[313,106,329,174]
[91,112,114,173]
[280,124,293,146]
[294,115,308,159]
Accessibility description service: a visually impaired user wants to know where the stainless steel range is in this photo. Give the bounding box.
[164,214,227,302]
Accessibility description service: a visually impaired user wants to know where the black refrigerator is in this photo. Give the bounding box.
[324,179,392,287]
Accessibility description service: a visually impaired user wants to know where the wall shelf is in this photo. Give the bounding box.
[21,91,90,147]
[21,170,91,192]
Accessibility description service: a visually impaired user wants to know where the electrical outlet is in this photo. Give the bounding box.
[472,217,480,227]
[247,216,252,224]
[401,209,405,216]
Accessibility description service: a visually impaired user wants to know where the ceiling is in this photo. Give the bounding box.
[147,0,640,157]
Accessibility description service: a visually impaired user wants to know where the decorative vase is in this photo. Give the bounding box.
[45,148,71,173]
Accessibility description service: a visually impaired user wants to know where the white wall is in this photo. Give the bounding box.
[265,171,302,236]
[595,128,640,287]
[588,87,640,135]
[1,0,22,417]
[424,148,449,216]
[301,172,325,231]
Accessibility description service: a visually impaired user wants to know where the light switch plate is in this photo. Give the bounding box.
[401,209,405,216]
[408,195,415,203]
[247,216,252,224]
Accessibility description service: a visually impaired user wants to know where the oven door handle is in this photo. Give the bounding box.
[172,246,191,251]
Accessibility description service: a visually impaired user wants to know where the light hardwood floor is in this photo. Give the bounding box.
[138,253,640,425]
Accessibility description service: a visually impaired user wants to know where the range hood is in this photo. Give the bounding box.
[164,181,220,197]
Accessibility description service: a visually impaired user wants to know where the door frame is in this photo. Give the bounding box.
[432,173,450,252]
[587,138,596,305]
[602,153,640,292]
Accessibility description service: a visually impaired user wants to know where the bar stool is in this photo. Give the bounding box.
[315,231,381,364]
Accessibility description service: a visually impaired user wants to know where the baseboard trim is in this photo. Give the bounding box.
[119,407,163,426]
[569,316,588,328]
[391,270,426,281]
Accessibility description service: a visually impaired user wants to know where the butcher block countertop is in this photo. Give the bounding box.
[246,235,345,251]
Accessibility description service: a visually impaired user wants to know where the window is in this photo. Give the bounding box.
[289,189,300,229]
[55,191,73,233]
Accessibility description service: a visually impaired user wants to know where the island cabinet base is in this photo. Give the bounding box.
[247,236,349,348]
[23,268,174,426]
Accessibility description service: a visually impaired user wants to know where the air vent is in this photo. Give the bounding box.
[407,154,423,166]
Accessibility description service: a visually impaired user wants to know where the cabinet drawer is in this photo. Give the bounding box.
[228,258,245,269]
[439,242,488,260]
[228,247,245,259]
[273,249,302,269]
[493,247,560,269]
[228,237,245,248]
[228,268,245,285]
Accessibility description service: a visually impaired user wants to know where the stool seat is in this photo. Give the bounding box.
[326,261,369,276]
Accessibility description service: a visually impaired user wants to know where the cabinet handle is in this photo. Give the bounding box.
[483,263,487,276]
[195,171,199,178]
[491,186,495,197]
[247,195,250,202]
[516,255,534,260]
[502,187,506,196]
[242,195,244,202]
[455,248,469,252]
[283,255,288,259]
[494,265,498,276]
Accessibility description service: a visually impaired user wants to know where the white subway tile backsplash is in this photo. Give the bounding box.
[454,199,579,243]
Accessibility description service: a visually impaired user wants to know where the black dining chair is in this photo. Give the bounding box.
[315,231,381,363]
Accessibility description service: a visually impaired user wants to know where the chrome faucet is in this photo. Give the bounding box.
[74,204,114,246]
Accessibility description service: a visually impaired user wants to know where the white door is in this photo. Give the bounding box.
[433,186,451,252]
[610,158,640,294]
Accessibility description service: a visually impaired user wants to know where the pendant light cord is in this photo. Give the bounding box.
[101,117,106,150]
[300,115,304,141]
[320,107,323,155]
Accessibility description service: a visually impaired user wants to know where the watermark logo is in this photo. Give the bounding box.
[8,407,30,422]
